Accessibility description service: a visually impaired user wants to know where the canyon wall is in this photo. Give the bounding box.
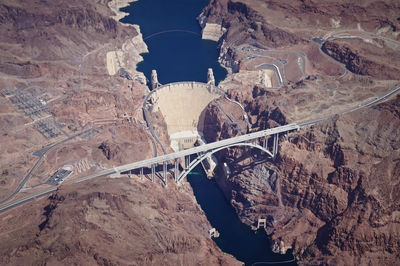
[0,178,240,265]
[204,88,400,264]
[322,40,400,80]
[0,0,242,264]
[200,0,400,264]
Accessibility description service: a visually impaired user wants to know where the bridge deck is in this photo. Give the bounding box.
[114,123,299,173]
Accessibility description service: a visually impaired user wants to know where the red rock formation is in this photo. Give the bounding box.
[201,0,305,47]
[322,40,400,80]
[203,94,400,264]
[200,7,400,263]
[98,141,121,160]
[0,178,240,265]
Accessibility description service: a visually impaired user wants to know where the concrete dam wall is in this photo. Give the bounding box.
[145,72,222,174]
[150,82,222,137]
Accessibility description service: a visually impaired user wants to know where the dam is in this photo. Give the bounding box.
[121,0,296,264]
[145,68,221,175]
[146,68,223,152]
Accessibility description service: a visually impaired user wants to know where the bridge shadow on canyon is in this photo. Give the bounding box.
[121,146,273,184]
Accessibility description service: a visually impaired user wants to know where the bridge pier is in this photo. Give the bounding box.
[113,124,299,185]
[272,133,279,158]
[140,167,143,180]
[185,155,190,170]
[174,159,179,183]
[163,161,167,186]
[263,136,267,148]
[151,164,155,182]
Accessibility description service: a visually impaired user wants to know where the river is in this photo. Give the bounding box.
[121,0,296,265]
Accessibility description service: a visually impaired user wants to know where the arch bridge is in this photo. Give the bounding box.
[95,123,301,186]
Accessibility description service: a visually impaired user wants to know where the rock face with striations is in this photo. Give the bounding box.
[200,0,305,48]
[0,178,240,265]
[322,40,400,80]
[0,0,241,264]
[203,91,400,264]
[199,1,400,263]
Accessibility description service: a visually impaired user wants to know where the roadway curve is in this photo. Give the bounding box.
[0,129,94,205]
[0,169,112,213]
[298,83,400,127]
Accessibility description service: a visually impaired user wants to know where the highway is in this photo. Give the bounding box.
[322,29,400,50]
[0,84,399,214]
[0,123,298,214]
[113,123,300,173]
[0,129,94,205]
[115,83,400,174]
[0,187,56,213]
[224,94,252,130]
[0,150,47,205]
[298,84,400,127]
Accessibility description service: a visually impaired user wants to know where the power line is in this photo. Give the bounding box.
[144,29,201,40]
[251,257,296,265]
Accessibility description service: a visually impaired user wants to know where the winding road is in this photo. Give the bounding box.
[0,129,94,205]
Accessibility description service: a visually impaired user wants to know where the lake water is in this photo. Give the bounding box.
[121,0,296,264]
[121,0,227,84]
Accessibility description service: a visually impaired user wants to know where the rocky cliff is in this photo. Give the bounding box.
[204,0,400,80]
[200,0,305,48]
[0,0,149,196]
[322,40,400,80]
[282,98,400,265]
[200,0,400,264]
[0,0,241,264]
[1,0,400,264]
[0,178,240,265]
[203,92,400,264]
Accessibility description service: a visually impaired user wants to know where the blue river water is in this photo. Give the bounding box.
[121,0,296,265]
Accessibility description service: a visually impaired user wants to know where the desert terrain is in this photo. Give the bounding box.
[197,0,400,264]
[0,0,240,264]
[0,0,399,265]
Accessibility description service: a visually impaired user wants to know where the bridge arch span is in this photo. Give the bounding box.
[177,142,273,183]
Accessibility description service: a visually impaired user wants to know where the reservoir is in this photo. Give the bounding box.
[121,0,296,265]
[121,0,227,84]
